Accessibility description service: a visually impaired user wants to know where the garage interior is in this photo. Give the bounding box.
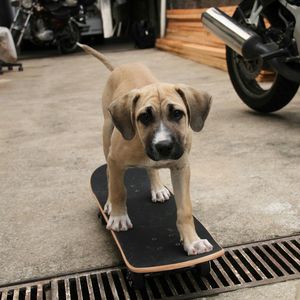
[0,0,299,299]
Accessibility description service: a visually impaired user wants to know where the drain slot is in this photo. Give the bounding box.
[265,244,294,274]
[234,249,263,280]
[218,256,241,285]
[211,260,231,286]
[274,243,300,272]
[285,241,300,260]
[0,235,299,299]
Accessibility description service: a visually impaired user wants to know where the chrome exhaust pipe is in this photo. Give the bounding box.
[202,7,300,82]
[201,7,275,59]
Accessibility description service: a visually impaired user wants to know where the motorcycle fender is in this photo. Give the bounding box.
[69,18,82,27]
[70,18,89,32]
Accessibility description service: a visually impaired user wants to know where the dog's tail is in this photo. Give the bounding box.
[77,42,114,72]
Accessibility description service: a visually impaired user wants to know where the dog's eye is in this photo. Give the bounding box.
[138,111,153,126]
[171,109,184,121]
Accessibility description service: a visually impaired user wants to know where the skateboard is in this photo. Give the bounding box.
[91,165,224,289]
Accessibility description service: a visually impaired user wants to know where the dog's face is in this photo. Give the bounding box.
[134,85,190,161]
[108,83,212,161]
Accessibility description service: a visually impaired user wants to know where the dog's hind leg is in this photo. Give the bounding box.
[147,169,171,203]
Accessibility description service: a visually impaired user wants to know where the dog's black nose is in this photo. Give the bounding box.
[155,140,173,156]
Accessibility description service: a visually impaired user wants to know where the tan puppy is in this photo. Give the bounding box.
[78,43,213,255]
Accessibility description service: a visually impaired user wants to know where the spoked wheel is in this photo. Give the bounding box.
[11,27,23,57]
[196,261,211,277]
[57,23,80,54]
[226,0,299,113]
[126,271,145,289]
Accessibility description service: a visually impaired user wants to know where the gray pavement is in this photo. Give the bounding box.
[211,279,300,300]
[0,48,299,297]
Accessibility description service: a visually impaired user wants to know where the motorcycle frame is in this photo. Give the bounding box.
[280,0,300,54]
[11,5,34,47]
[11,0,84,50]
[248,0,300,56]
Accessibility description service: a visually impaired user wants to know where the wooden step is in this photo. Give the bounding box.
[167,6,235,20]
[166,28,224,48]
[157,6,273,81]
[156,38,227,71]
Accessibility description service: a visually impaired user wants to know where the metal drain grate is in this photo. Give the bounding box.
[0,235,299,300]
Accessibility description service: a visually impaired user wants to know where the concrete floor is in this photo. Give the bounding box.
[213,280,300,300]
[0,48,299,297]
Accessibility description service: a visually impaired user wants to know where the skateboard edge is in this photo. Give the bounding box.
[90,185,224,274]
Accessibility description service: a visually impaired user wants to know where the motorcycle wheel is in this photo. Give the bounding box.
[57,23,80,54]
[226,0,299,113]
[11,29,22,56]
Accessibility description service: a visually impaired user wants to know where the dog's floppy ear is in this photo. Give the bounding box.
[108,90,140,140]
[175,84,212,132]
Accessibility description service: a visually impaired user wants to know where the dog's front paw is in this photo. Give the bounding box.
[184,239,213,256]
[151,186,171,203]
[104,201,112,215]
[106,214,133,231]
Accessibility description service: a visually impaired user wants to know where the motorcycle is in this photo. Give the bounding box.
[10,0,94,54]
[202,0,300,113]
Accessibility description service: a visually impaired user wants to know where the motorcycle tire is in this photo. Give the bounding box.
[57,23,80,54]
[226,0,299,113]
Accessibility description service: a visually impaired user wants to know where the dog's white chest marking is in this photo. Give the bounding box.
[153,122,171,145]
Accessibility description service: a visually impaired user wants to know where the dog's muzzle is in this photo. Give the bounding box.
[147,137,184,161]
[155,140,173,156]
